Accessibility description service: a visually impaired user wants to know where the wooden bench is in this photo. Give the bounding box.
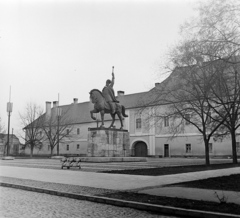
[61,157,81,169]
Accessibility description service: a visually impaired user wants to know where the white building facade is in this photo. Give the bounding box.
[23,87,240,158]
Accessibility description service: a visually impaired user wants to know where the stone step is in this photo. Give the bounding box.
[80,157,147,162]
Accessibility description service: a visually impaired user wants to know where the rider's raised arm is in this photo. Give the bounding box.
[110,71,115,87]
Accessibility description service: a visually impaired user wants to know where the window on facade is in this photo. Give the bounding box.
[66,129,69,135]
[237,142,240,153]
[77,144,80,149]
[136,118,141,129]
[48,145,50,151]
[164,117,169,127]
[185,114,191,125]
[77,128,80,135]
[209,143,213,153]
[66,144,69,151]
[186,144,191,153]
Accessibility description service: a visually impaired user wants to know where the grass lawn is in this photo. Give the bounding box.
[99,163,240,215]
[99,191,240,215]
[100,162,240,176]
[168,174,240,192]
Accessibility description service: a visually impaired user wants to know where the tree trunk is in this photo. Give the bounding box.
[204,138,210,166]
[50,146,53,156]
[231,131,238,164]
[30,145,33,158]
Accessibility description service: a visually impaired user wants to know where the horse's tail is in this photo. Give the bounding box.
[121,105,128,117]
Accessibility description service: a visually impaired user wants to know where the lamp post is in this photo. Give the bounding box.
[6,102,13,156]
[57,107,62,156]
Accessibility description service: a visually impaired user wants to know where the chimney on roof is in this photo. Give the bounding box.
[155,83,160,87]
[52,101,59,117]
[73,98,78,104]
[117,91,125,96]
[53,101,59,108]
[46,101,51,117]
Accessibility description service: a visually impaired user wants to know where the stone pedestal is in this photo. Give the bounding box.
[87,128,130,157]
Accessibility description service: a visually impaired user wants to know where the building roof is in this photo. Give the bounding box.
[147,56,240,107]
[61,91,149,125]
[25,91,149,129]
[0,134,19,141]
[117,91,149,109]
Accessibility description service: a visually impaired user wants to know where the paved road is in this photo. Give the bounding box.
[0,158,238,218]
[0,157,234,172]
[2,164,240,191]
[0,187,178,218]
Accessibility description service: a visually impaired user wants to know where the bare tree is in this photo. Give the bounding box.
[0,117,5,134]
[19,102,44,158]
[208,59,240,164]
[40,107,74,156]
[142,0,240,165]
[180,0,240,163]
[180,0,240,61]
[143,61,227,165]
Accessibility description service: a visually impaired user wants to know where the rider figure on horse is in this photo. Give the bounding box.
[102,66,119,114]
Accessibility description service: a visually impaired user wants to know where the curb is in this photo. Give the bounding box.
[0,182,239,218]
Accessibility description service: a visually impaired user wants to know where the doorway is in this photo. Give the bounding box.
[134,141,148,157]
[164,144,170,157]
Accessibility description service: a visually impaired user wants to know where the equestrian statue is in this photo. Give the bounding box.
[89,66,128,129]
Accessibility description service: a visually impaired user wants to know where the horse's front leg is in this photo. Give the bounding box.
[117,112,123,130]
[109,114,116,128]
[100,110,105,128]
[90,109,97,120]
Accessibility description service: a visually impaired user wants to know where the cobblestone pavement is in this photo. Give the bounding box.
[0,158,234,172]
[0,187,178,218]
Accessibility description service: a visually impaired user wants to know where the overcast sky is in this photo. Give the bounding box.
[0,0,201,137]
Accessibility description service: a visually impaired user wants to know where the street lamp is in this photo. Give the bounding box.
[6,102,13,156]
[57,107,62,156]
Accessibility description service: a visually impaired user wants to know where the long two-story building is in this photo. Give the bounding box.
[23,75,240,158]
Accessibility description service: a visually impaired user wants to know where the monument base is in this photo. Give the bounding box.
[87,128,130,157]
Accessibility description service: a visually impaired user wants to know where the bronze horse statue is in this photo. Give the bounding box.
[89,89,128,129]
